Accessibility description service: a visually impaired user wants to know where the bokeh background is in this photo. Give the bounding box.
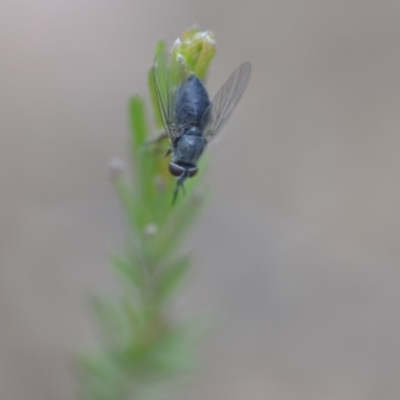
[2,1,400,399]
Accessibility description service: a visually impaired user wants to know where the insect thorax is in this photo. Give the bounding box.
[172,127,205,166]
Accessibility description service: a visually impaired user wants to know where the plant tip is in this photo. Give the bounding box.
[144,223,158,237]
[109,158,124,181]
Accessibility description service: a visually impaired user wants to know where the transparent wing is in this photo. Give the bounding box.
[152,50,187,142]
[202,62,251,141]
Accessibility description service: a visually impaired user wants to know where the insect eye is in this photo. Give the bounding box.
[169,163,185,177]
[188,167,198,177]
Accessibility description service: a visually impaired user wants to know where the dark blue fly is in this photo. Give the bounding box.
[170,75,210,176]
[152,51,251,203]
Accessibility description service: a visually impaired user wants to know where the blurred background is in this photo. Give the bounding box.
[2,1,400,399]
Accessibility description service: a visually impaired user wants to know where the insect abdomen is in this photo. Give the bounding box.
[175,75,210,128]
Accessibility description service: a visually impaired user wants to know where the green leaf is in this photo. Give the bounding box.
[147,68,163,130]
[79,353,121,382]
[91,296,133,349]
[110,255,142,289]
[120,297,145,332]
[147,158,208,266]
[147,40,167,129]
[143,326,198,374]
[148,40,166,130]
[113,174,145,234]
[156,255,191,302]
[129,96,159,219]
[152,191,204,264]
[154,40,166,57]
[77,354,128,400]
[129,96,149,155]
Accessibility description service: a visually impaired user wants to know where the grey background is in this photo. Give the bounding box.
[1,1,400,399]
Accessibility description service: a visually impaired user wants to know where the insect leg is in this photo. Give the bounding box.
[146,131,169,146]
[145,132,171,157]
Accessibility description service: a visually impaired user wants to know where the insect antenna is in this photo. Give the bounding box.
[171,170,189,206]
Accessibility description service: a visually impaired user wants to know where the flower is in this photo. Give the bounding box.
[171,27,216,81]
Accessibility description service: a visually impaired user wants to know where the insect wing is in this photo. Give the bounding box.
[202,62,251,141]
[152,51,187,142]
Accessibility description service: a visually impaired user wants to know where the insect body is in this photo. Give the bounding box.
[169,74,210,179]
[152,51,251,203]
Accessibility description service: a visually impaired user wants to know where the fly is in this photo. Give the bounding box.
[152,51,251,204]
